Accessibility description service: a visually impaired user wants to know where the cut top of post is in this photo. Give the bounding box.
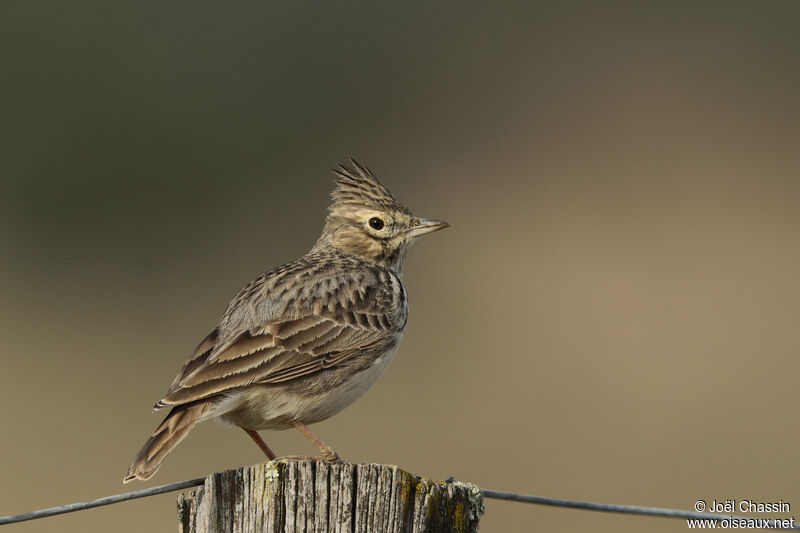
[178,459,484,533]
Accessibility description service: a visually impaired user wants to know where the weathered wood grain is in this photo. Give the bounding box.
[178,460,483,533]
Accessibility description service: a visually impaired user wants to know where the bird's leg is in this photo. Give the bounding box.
[290,420,341,461]
[242,428,277,461]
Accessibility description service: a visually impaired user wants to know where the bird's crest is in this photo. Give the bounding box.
[330,159,410,215]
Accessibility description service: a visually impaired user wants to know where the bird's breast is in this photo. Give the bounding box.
[296,341,401,424]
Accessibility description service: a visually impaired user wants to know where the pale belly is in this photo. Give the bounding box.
[214,345,399,430]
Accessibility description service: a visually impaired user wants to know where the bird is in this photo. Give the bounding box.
[124,159,449,482]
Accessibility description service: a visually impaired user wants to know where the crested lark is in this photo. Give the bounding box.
[125,160,448,482]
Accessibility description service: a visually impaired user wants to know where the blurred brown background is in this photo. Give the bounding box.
[2,2,799,532]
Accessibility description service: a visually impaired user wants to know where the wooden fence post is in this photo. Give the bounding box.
[177,459,483,532]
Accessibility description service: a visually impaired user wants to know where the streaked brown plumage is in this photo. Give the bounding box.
[124,159,448,482]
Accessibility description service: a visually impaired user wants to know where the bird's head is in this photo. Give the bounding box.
[313,159,449,271]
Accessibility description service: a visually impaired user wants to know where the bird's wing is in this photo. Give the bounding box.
[154,264,403,409]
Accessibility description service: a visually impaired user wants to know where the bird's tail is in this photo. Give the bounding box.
[124,402,211,483]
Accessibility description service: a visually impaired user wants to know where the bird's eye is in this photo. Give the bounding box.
[368,217,385,230]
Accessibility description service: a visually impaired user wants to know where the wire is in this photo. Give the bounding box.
[0,477,205,526]
[481,488,799,529]
[1,475,796,529]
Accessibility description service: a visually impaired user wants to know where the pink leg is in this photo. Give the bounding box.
[290,421,341,461]
[242,428,277,460]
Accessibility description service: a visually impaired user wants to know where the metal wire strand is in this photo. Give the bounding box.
[0,477,205,525]
[480,488,800,530]
[1,477,797,529]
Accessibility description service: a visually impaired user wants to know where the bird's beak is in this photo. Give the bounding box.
[406,217,450,239]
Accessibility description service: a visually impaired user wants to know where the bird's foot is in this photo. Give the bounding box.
[290,420,341,461]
